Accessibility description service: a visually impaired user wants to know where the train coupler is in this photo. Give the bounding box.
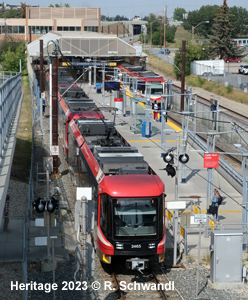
[126,258,149,274]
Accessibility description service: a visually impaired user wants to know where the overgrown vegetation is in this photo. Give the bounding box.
[0,36,26,74]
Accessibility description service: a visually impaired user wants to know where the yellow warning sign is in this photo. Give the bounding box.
[209,218,215,230]
[180,226,185,238]
[194,204,199,214]
[166,210,172,221]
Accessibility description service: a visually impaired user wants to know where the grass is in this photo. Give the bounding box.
[145,51,176,79]
[185,74,248,104]
[201,251,211,266]
[10,75,32,183]
[185,254,195,264]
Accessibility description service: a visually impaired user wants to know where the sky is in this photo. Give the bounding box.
[6,0,248,19]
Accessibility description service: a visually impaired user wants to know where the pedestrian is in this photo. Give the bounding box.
[153,100,159,121]
[3,194,10,232]
[211,189,219,223]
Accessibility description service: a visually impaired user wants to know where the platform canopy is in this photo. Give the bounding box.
[27,31,140,61]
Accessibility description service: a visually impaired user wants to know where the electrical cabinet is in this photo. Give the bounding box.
[210,231,243,283]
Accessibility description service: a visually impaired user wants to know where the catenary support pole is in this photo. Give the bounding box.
[52,56,58,173]
[181,41,186,111]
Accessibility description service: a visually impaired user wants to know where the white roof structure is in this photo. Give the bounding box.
[27,31,140,60]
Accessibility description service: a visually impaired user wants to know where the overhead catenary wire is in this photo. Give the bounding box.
[60,63,246,212]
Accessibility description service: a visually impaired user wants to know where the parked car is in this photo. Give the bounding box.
[239,64,245,73]
[158,48,170,55]
[241,65,248,75]
[223,57,242,63]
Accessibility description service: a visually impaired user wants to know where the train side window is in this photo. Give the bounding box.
[100,194,107,234]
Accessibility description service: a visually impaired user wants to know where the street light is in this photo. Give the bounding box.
[192,21,209,43]
[150,18,162,47]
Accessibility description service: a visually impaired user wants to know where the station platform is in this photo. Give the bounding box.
[0,81,244,264]
[84,84,243,260]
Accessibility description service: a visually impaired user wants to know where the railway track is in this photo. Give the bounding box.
[168,83,248,175]
[172,83,248,122]
[92,257,183,300]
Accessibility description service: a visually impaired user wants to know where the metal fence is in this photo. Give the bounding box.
[22,214,28,300]
[169,87,248,156]
[0,73,22,158]
[149,48,174,65]
[208,72,248,91]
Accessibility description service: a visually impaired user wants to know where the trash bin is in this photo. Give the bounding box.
[142,121,151,137]
[96,83,102,94]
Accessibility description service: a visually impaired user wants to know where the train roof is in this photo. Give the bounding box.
[69,111,104,120]
[99,175,164,197]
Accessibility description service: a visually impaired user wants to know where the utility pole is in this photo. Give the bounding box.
[40,40,44,93]
[52,55,58,174]
[163,5,167,53]
[160,20,162,50]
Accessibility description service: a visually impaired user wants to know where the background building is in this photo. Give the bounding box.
[0,6,101,42]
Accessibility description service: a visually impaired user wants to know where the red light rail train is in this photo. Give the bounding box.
[46,69,166,271]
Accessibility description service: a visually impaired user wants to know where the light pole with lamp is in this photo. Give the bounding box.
[192,21,209,43]
[150,18,161,48]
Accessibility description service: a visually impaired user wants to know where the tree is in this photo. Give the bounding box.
[209,0,244,59]
[173,7,186,21]
[183,5,219,38]
[174,42,210,79]
[0,36,26,73]
[0,41,26,73]
[229,6,248,37]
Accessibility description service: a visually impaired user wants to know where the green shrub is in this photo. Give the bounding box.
[226,84,233,94]
[197,76,206,86]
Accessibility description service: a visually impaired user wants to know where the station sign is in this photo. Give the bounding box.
[194,214,207,223]
[204,153,219,168]
[51,145,59,155]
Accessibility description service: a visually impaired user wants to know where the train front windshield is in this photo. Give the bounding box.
[113,198,157,237]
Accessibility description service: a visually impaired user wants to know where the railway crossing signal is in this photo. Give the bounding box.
[163,152,189,177]
[163,152,174,164]
[164,164,176,177]
[33,197,59,214]
[179,153,189,164]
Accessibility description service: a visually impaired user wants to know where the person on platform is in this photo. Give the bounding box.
[211,189,219,223]
[153,100,159,121]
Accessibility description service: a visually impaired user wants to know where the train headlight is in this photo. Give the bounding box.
[148,243,155,249]
[116,243,124,250]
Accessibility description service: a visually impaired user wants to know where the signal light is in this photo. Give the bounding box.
[164,164,176,178]
[33,197,59,214]
[163,152,174,164]
[33,197,46,213]
[47,197,59,213]
[179,154,189,164]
